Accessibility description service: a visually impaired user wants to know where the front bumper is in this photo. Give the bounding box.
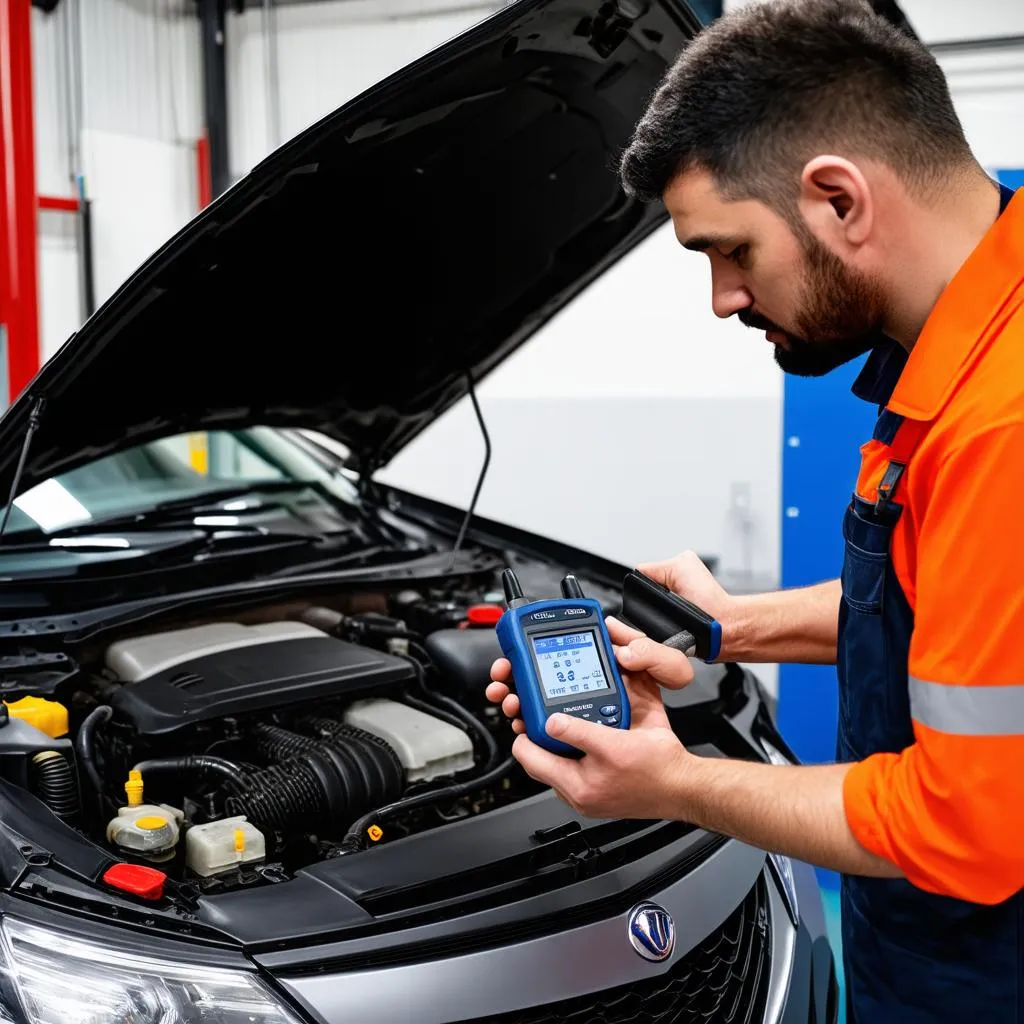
[270,843,836,1024]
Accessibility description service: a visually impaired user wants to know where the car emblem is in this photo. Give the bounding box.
[627,901,675,962]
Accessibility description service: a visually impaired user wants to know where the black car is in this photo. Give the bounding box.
[0,0,837,1020]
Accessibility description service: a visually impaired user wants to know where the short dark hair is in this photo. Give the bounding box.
[620,0,975,213]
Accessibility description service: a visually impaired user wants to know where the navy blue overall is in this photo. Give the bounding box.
[837,181,1023,1023]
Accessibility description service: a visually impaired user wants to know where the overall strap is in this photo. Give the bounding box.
[871,412,929,514]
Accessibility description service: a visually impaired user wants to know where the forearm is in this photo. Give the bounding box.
[676,755,901,878]
[727,580,840,664]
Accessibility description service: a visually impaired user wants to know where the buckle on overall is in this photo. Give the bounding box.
[875,461,906,513]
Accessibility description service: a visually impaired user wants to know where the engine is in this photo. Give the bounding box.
[0,585,541,892]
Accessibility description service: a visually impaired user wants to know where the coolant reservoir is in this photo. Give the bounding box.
[185,816,265,877]
[4,697,68,739]
[107,804,183,861]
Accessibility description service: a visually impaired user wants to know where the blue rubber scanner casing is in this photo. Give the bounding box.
[496,597,631,757]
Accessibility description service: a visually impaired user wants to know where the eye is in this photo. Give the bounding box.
[725,244,750,266]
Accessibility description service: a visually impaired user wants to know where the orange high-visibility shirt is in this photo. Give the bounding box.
[843,188,1024,905]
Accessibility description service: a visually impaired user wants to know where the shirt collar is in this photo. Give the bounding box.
[851,181,1020,414]
[851,337,906,408]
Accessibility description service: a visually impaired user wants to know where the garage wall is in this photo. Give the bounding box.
[225,0,504,178]
[31,0,203,364]
[378,226,784,596]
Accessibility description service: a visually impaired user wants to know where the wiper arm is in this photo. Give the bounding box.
[144,480,318,515]
[55,482,335,534]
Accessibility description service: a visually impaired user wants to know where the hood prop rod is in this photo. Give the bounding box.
[0,396,45,544]
[447,372,491,573]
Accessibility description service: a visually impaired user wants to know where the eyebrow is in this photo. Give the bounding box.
[681,234,739,253]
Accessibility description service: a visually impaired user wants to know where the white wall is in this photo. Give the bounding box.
[379,223,784,593]
[31,0,203,363]
[226,0,503,178]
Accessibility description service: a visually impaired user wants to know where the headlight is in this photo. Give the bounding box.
[759,738,800,926]
[0,917,301,1024]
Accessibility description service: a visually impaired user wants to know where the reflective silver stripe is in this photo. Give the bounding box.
[910,676,1024,736]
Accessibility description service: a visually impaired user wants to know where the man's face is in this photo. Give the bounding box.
[663,168,888,376]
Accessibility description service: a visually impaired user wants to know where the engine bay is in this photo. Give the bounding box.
[0,578,556,893]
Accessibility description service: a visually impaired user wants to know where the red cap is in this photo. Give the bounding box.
[466,604,503,627]
[103,863,166,901]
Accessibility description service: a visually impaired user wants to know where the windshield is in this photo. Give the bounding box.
[6,427,359,536]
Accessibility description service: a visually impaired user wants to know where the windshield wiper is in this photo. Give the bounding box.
[50,481,338,535]
[118,480,321,518]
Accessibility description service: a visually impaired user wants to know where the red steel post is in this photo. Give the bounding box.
[0,0,41,404]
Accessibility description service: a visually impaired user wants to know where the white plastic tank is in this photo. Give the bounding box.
[185,816,266,877]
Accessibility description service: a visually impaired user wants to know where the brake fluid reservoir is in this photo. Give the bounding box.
[107,804,183,861]
[185,816,265,877]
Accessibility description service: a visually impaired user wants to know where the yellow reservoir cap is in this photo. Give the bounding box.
[4,697,68,739]
[135,816,169,831]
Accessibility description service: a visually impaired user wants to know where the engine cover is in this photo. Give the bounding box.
[106,622,415,736]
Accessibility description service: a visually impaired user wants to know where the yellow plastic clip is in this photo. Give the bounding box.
[367,825,384,843]
[125,769,144,807]
[234,829,245,855]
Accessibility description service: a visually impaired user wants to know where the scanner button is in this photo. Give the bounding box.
[601,716,620,726]
[599,705,618,717]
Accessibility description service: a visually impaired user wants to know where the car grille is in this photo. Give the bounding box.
[456,878,770,1024]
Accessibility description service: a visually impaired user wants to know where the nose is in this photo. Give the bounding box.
[709,257,752,320]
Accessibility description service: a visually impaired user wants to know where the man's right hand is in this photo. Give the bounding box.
[636,552,841,666]
[635,550,740,660]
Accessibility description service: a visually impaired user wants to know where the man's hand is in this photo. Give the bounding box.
[638,551,842,665]
[484,616,696,820]
[485,614,901,878]
[637,550,734,624]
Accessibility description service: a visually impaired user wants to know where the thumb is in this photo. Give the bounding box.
[546,713,613,754]
[616,635,694,689]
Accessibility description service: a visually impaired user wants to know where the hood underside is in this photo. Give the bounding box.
[0,0,701,498]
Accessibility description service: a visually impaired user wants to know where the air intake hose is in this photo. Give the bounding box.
[32,751,79,822]
[224,723,403,834]
[293,718,405,796]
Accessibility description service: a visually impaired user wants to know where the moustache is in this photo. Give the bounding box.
[737,309,785,333]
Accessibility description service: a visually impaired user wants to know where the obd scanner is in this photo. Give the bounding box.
[496,569,631,757]
[620,570,722,662]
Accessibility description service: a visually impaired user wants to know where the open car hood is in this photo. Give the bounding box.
[0,0,703,498]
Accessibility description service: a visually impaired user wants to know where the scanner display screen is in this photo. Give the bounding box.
[532,631,612,701]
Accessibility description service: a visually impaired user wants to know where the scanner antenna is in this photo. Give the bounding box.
[560,574,585,599]
[502,567,527,606]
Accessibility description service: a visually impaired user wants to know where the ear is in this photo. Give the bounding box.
[797,157,873,250]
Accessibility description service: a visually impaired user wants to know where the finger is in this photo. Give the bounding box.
[545,712,615,755]
[485,681,510,704]
[605,615,646,645]
[490,658,512,682]
[511,733,583,789]
[501,693,521,719]
[511,717,526,735]
[635,561,674,587]
[615,636,695,688]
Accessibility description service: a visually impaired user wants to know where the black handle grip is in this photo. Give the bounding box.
[620,571,721,661]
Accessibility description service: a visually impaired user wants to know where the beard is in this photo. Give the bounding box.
[741,233,888,377]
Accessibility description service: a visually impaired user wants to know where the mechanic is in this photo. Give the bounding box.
[485,1,1024,1020]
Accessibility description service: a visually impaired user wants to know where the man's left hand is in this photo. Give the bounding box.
[485,616,696,821]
